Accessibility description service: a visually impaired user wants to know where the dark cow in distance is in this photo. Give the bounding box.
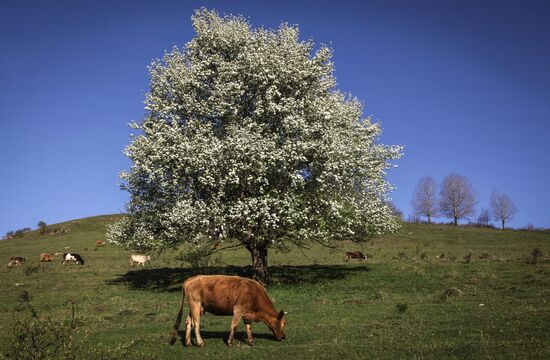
[344,251,367,261]
[169,275,286,348]
[8,256,26,268]
[62,253,84,265]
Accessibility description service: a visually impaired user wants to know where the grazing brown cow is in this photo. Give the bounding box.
[95,240,106,247]
[39,253,54,262]
[169,275,286,348]
[344,251,367,261]
[8,256,26,268]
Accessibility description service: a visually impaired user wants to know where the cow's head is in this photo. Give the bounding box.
[270,310,286,341]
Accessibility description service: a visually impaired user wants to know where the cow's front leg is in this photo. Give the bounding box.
[244,321,254,346]
[227,312,242,347]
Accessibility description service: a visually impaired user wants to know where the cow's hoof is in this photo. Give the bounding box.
[226,341,233,347]
[185,342,191,348]
[247,341,255,347]
[197,342,205,347]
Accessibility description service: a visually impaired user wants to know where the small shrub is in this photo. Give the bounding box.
[441,287,463,299]
[5,296,141,360]
[372,291,389,300]
[396,252,408,261]
[24,264,44,277]
[396,303,408,313]
[463,253,472,263]
[420,252,428,261]
[528,248,543,264]
[18,290,32,303]
[5,299,82,360]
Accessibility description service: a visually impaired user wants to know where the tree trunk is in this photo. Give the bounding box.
[501,219,505,229]
[247,243,270,285]
[427,215,431,224]
[453,216,458,226]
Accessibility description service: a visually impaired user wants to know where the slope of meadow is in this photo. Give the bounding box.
[0,215,549,359]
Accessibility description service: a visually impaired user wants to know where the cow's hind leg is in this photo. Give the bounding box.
[184,315,192,347]
[227,311,243,347]
[190,304,204,347]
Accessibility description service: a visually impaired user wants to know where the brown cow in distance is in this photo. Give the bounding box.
[95,240,105,247]
[344,251,367,261]
[40,253,54,262]
[169,275,286,348]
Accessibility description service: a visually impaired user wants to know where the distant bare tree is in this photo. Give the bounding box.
[439,173,477,226]
[411,176,438,224]
[477,208,490,227]
[490,191,517,229]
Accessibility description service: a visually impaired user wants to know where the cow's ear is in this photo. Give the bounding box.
[277,310,285,320]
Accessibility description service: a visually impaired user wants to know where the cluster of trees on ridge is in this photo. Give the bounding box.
[410,174,517,229]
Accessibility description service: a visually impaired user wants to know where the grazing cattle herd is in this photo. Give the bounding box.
[6,239,368,349]
[6,239,158,270]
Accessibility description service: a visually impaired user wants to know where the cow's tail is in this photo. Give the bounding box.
[169,284,186,345]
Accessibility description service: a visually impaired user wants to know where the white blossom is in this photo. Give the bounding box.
[107,9,403,254]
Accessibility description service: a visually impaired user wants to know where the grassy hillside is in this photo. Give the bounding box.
[1,216,549,359]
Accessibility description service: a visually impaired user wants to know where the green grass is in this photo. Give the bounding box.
[1,216,549,359]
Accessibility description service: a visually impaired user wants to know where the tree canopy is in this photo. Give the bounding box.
[439,173,477,226]
[411,176,438,223]
[107,9,402,282]
[490,191,517,229]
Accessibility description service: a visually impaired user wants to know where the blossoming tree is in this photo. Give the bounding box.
[107,9,402,283]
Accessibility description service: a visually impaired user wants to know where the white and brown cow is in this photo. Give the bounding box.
[8,256,26,268]
[169,275,286,348]
[129,254,151,267]
[62,253,84,265]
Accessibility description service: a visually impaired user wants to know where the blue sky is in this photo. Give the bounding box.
[1,0,549,235]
